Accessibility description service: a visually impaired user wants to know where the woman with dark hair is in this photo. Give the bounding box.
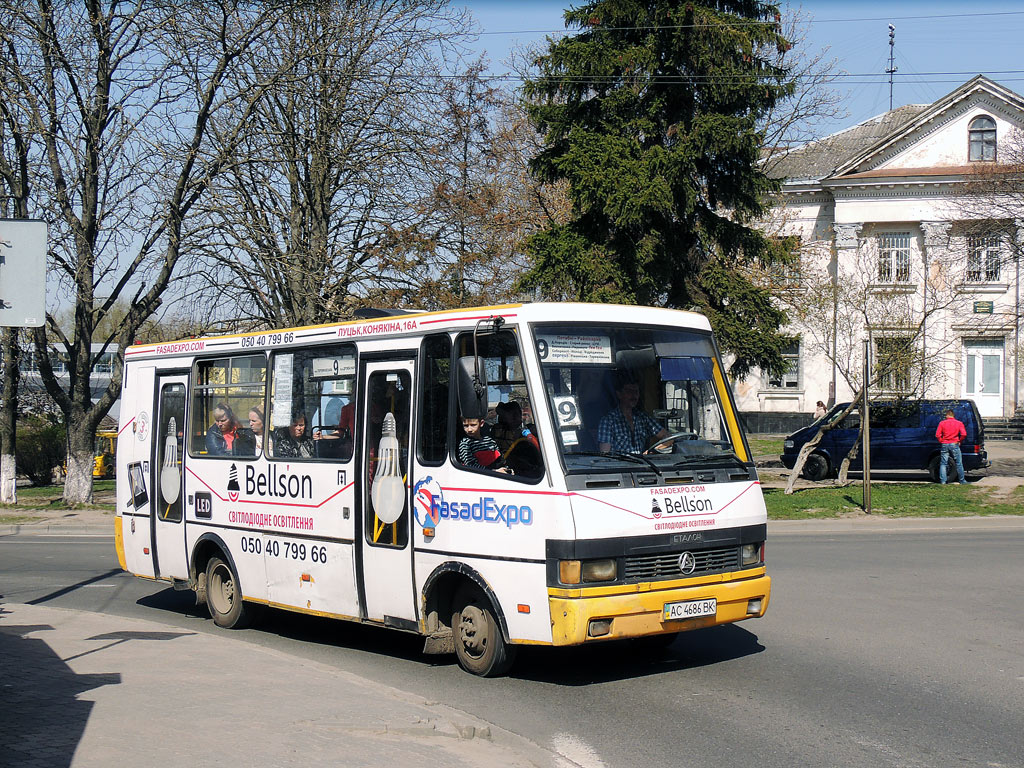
[273,410,315,458]
[206,403,256,456]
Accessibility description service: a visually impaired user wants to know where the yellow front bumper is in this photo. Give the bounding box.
[548,570,770,645]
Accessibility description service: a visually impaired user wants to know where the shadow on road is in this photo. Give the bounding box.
[511,623,765,685]
[0,609,120,768]
[137,586,763,682]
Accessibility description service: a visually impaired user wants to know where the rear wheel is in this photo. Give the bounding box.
[206,556,252,629]
[451,584,516,677]
[802,453,830,481]
[929,454,954,482]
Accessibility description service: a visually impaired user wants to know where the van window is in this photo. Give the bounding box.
[833,409,860,431]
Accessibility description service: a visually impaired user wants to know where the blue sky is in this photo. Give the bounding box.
[462,1,1024,139]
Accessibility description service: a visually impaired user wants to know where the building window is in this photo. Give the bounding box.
[969,115,996,162]
[875,336,914,392]
[766,341,800,389]
[877,233,911,283]
[966,233,1001,282]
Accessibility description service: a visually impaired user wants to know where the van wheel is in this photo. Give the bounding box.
[928,455,952,483]
[206,556,252,629]
[802,453,830,481]
[451,584,516,677]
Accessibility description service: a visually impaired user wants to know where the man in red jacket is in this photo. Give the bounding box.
[935,409,967,484]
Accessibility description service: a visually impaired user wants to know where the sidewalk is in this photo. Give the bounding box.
[0,602,555,768]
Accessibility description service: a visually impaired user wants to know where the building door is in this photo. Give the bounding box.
[357,359,418,628]
[963,340,1004,417]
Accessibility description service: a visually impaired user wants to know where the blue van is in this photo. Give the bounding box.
[780,399,989,481]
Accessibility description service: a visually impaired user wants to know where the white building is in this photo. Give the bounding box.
[734,75,1024,424]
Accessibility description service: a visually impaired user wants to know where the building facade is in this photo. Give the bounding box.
[734,76,1024,422]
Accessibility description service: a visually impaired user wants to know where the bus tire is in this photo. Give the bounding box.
[451,584,516,677]
[206,556,251,629]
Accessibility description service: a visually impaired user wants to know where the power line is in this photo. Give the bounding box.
[473,10,1024,37]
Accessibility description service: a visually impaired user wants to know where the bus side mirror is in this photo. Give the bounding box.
[456,356,488,420]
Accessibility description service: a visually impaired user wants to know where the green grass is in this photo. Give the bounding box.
[764,483,1024,519]
[747,436,783,458]
[0,480,116,512]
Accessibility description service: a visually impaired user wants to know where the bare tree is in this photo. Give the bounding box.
[190,1,475,329]
[759,5,846,174]
[379,60,569,310]
[0,19,36,502]
[0,0,292,503]
[774,224,975,492]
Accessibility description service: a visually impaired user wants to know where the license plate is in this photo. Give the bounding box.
[663,598,717,621]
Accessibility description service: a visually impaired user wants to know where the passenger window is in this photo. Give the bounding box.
[190,355,266,458]
[453,330,544,480]
[836,410,860,431]
[891,402,921,429]
[268,344,356,461]
[869,407,897,429]
[418,334,451,465]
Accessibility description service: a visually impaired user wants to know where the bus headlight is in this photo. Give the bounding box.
[559,559,617,584]
[559,560,581,584]
[741,543,761,565]
[581,559,617,582]
[783,440,794,449]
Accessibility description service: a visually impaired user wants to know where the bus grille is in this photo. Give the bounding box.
[623,546,741,581]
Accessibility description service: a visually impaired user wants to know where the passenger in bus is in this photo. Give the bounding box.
[597,375,668,454]
[206,403,256,456]
[312,398,352,458]
[493,401,542,477]
[248,408,264,455]
[273,410,315,458]
[458,416,511,474]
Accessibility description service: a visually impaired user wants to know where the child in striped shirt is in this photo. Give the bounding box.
[458,417,511,474]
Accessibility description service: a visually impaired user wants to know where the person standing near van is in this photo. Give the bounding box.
[935,409,967,484]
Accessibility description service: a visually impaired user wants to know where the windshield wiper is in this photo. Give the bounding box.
[672,452,750,470]
[570,450,662,475]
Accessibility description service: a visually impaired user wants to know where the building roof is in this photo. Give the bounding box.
[767,104,929,182]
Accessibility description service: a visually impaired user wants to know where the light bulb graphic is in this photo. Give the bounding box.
[370,412,405,524]
[159,417,180,504]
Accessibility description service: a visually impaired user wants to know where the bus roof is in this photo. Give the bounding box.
[124,302,713,360]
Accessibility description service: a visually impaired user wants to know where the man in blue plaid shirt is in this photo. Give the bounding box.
[598,376,668,453]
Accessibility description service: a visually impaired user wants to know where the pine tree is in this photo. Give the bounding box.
[522,0,798,376]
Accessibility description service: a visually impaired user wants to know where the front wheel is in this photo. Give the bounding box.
[451,585,516,677]
[206,556,252,629]
[802,453,830,481]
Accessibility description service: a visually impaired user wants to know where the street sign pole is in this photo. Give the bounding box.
[863,339,872,514]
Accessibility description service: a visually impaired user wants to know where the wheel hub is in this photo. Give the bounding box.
[458,604,487,656]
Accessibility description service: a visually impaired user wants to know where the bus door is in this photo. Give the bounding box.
[151,373,188,579]
[358,359,417,627]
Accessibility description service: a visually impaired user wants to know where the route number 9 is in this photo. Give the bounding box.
[552,395,581,427]
[536,338,549,361]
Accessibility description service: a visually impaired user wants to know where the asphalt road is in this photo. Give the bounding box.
[2,525,1022,768]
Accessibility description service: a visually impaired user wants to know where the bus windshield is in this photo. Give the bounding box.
[534,323,743,472]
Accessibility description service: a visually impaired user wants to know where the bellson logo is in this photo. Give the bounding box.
[227,463,240,502]
[651,497,662,519]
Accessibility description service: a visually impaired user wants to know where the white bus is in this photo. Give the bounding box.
[115,303,770,676]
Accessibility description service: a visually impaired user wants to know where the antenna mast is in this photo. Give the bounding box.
[886,24,898,110]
